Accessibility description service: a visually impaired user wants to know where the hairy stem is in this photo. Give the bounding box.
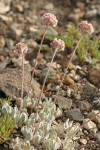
[20,52,24,109]
[55,35,83,101]
[27,25,49,98]
[39,47,58,101]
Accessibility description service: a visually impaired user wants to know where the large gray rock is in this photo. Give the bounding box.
[0,67,41,100]
[54,96,72,110]
[66,108,84,122]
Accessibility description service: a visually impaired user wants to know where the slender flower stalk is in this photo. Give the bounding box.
[55,21,94,101]
[39,48,58,101]
[19,52,25,110]
[55,35,83,100]
[39,38,65,101]
[35,39,65,122]
[21,51,24,100]
[27,25,48,97]
[27,13,58,98]
[14,42,28,110]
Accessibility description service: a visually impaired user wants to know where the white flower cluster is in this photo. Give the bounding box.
[41,13,58,27]
[50,38,65,51]
[14,42,28,53]
[78,21,94,35]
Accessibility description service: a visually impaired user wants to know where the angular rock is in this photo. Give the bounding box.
[0,36,5,49]
[90,93,100,109]
[76,2,85,9]
[87,68,100,88]
[61,57,75,69]
[39,67,56,83]
[68,10,84,22]
[0,55,5,62]
[8,23,23,40]
[54,96,72,110]
[78,101,91,111]
[86,9,97,18]
[0,67,41,100]
[80,139,87,145]
[27,39,38,49]
[87,110,100,124]
[94,132,100,141]
[0,15,12,23]
[0,58,11,70]
[66,108,84,122]
[6,39,14,50]
[83,119,97,130]
[15,3,24,12]
[63,75,75,87]
[44,3,54,10]
[0,2,10,14]
[80,82,98,101]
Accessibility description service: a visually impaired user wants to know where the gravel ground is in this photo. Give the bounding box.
[0,0,100,149]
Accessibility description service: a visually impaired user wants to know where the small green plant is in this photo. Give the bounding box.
[62,25,100,63]
[88,38,100,59]
[77,35,89,62]
[61,25,80,50]
[67,25,80,39]
[61,35,75,50]
[0,100,15,144]
[0,114,15,144]
[77,36,100,62]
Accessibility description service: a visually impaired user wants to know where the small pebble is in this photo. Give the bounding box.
[63,75,75,87]
[80,138,87,145]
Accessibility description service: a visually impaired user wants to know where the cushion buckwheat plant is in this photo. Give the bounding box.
[1,99,81,150]
[0,11,99,150]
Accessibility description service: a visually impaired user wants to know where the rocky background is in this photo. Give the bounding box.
[0,0,100,150]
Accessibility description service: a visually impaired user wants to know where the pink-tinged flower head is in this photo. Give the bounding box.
[41,13,58,27]
[50,38,65,51]
[78,21,94,35]
[14,42,28,53]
